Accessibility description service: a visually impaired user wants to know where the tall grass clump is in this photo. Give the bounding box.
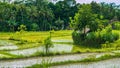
[27,58,52,68]
[44,36,53,55]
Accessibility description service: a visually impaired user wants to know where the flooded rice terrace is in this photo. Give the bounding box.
[0,39,120,67]
[52,58,120,68]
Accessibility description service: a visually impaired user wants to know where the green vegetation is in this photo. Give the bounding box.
[27,58,52,68]
[0,51,22,60]
[71,4,120,48]
[0,0,120,32]
[0,30,120,59]
[44,36,53,55]
[0,30,72,42]
[112,21,120,30]
[0,30,73,60]
[0,30,72,49]
[0,0,120,67]
[27,53,120,68]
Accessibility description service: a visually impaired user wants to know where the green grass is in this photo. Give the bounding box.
[0,30,120,59]
[0,30,120,68]
[13,41,43,49]
[27,53,120,68]
[0,30,72,49]
[72,37,120,53]
[0,30,72,42]
[70,30,120,53]
[0,40,43,50]
[0,51,19,60]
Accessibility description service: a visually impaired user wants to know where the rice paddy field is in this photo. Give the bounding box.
[0,30,120,68]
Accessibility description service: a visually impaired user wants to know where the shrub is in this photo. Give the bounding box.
[112,21,120,30]
[18,24,27,33]
[86,32,96,40]
[85,32,101,47]
[72,25,119,47]
[100,25,119,43]
[100,29,112,42]
[112,31,119,40]
[72,31,84,44]
[31,23,39,31]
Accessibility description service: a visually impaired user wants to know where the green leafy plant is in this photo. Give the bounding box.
[44,37,53,55]
[18,24,27,33]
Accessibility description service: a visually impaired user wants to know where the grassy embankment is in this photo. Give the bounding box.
[28,52,120,68]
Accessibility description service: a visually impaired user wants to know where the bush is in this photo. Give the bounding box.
[100,29,112,42]
[100,25,119,43]
[72,31,84,44]
[112,21,120,30]
[31,23,39,31]
[86,32,94,40]
[18,24,27,33]
[85,32,101,47]
[112,31,119,40]
[72,25,119,47]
